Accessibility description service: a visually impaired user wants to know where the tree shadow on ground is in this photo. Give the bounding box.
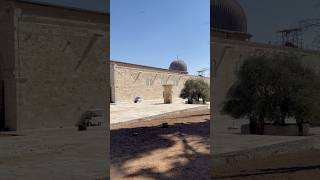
[111,117,211,180]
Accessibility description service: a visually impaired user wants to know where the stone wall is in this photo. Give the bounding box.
[111,61,210,103]
[12,2,108,130]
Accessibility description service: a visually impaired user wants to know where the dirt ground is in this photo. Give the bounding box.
[111,109,320,180]
[110,109,211,180]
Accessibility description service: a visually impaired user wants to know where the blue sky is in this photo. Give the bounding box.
[20,0,210,76]
[239,0,320,49]
[110,0,210,76]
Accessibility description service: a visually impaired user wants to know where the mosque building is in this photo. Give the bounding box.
[110,59,209,103]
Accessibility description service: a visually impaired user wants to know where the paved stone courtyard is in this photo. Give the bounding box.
[213,124,320,180]
[110,99,209,124]
[2,102,318,179]
[0,127,107,180]
[213,149,320,180]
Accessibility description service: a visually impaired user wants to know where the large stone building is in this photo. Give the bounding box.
[0,0,109,131]
[211,0,320,118]
[110,60,209,103]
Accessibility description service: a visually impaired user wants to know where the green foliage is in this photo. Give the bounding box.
[180,79,210,104]
[221,54,320,134]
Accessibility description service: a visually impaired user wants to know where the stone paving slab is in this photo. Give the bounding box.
[212,133,314,165]
[212,116,317,165]
[310,127,320,149]
[110,99,209,124]
[212,133,312,155]
[0,127,108,180]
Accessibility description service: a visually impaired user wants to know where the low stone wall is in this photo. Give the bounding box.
[311,121,320,127]
[111,105,209,128]
[241,124,310,136]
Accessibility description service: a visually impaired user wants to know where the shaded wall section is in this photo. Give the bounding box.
[0,1,17,131]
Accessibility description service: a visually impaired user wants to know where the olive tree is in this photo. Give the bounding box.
[180,79,210,104]
[221,54,320,135]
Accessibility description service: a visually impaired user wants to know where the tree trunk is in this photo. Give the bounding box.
[280,114,286,125]
[256,115,264,135]
[249,117,257,134]
[298,122,303,136]
[297,117,303,136]
[296,117,304,136]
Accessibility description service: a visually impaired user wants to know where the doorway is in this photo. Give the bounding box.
[110,86,115,103]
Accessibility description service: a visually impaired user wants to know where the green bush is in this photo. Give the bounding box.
[221,54,320,135]
[180,79,210,104]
